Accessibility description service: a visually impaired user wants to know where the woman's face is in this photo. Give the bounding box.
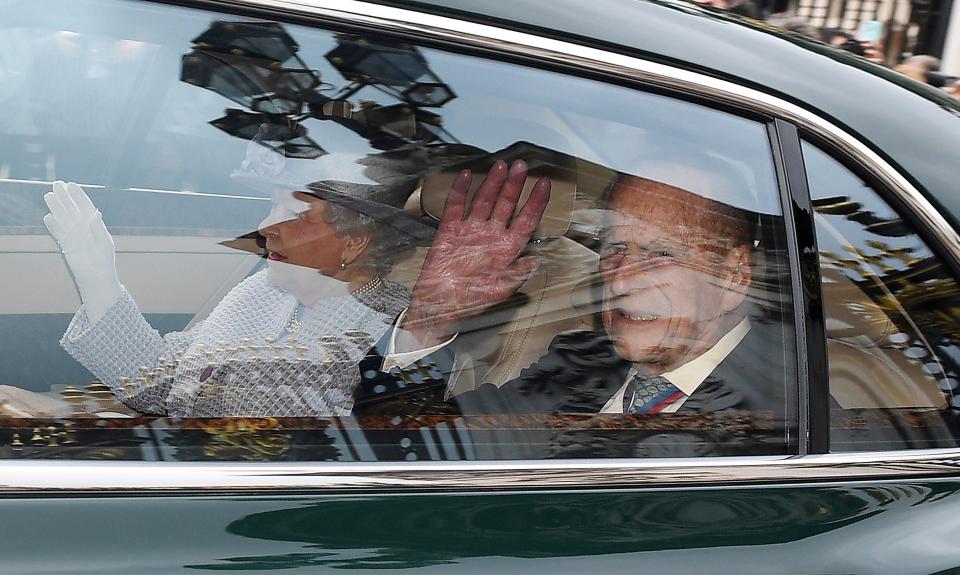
[258,191,350,275]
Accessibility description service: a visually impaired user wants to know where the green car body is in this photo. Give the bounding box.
[4,1,960,573]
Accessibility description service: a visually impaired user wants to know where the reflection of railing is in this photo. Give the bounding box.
[10,408,951,461]
[0,413,784,462]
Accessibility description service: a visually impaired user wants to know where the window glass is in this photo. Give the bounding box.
[0,0,796,461]
[803,140,960,451]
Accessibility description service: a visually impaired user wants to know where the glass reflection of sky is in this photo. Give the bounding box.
[3,0,784,241]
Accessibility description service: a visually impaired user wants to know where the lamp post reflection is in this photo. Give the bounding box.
[181,23,459,157]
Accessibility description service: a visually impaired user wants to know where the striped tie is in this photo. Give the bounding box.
[623,373,683,414]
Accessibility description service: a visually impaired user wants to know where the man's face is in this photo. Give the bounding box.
[600,178,748,371]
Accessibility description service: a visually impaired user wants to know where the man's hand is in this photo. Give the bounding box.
[402,159,551,347]
[43,181,122,323]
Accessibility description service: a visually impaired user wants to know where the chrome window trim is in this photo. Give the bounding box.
[1,449,960,495]
[10,0,944,494]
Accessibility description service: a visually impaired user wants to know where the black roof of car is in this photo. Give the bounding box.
[372,0,960,227]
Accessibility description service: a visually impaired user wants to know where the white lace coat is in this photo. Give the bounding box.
[60,270,406,417]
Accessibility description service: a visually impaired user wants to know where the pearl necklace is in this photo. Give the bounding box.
[285,276,384,334]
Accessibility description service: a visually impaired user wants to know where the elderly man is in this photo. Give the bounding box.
[355,157,783,416]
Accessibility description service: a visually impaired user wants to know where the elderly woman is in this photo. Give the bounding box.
[43,180,411,417]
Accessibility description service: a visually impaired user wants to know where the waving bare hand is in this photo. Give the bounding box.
[402,159,551,346]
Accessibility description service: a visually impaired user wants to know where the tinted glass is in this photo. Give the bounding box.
[803,140,960,451]
[1,0,796,461]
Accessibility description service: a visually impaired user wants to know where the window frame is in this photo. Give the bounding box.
[2,0,959,494]
[769,120,829,454]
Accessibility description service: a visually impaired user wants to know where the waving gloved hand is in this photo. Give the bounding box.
[43,181,122,323]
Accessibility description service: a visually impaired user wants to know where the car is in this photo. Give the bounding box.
[3,0,960,572]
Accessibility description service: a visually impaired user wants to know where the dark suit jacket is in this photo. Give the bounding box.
[352,320,791,459]
[353,320,787,418]
[455,325,784,415]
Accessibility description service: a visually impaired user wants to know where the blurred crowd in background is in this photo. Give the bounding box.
[695,0,960,98]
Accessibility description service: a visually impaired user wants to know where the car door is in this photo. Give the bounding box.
[2,1,960,574]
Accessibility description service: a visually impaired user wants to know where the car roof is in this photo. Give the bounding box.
[370,0,960,227]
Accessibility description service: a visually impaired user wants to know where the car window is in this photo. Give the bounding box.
[1,0,797,461]
[803,140,960,451]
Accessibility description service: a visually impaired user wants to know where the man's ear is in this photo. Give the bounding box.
[340,233,371,266]
[719,244,752,312]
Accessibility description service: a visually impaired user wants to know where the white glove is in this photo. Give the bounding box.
[43,181,122,323]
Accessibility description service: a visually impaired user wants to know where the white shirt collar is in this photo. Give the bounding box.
[601,318,751,413]
[664,317,751,397]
